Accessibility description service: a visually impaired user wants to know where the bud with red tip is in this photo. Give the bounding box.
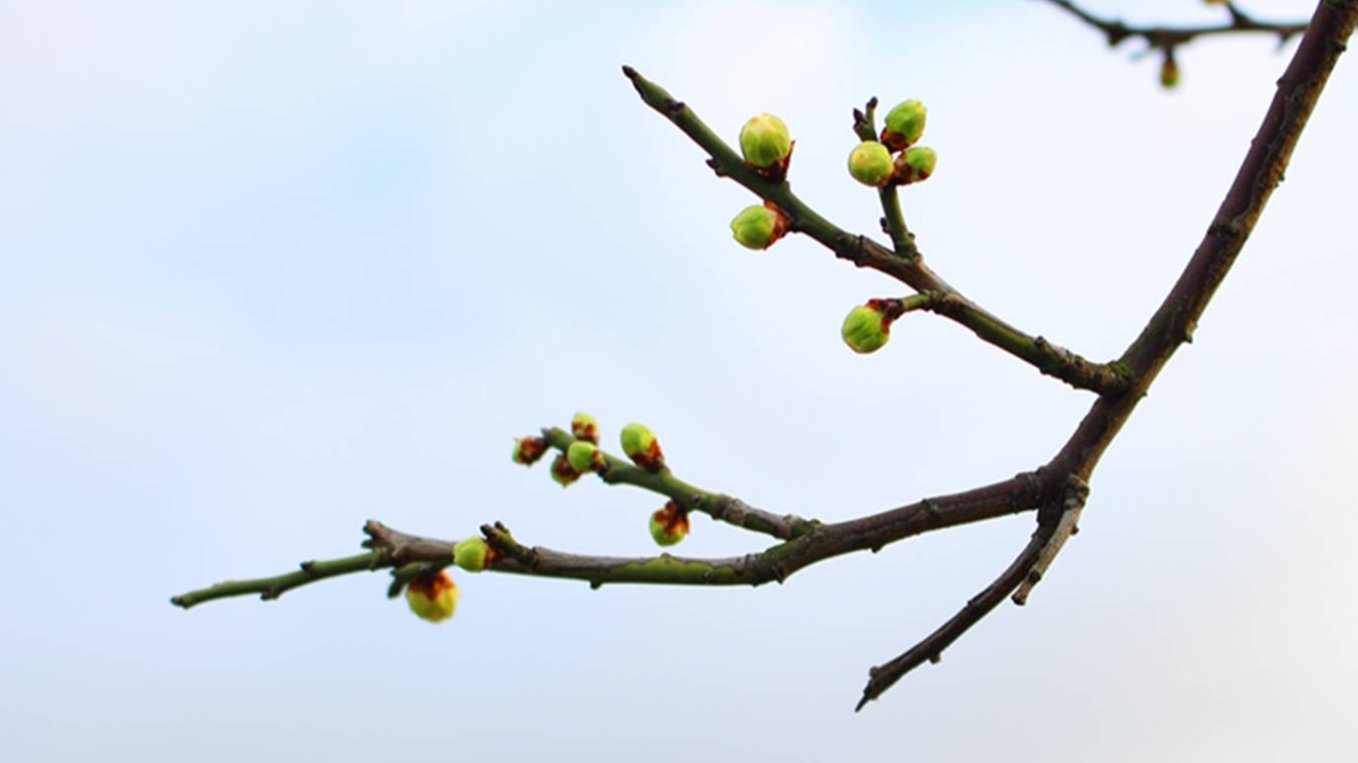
[841,298,908,354]
[454,536,497,573]
[620,422,665,472]
[881,99,927,151]
[512,436,548,466]
[567,440,606,473]
[550,453,582,487]
[571,411,599,444]
[405,570,459,623]
[730,203,790,250]
[848,141,894,187]
[649,500,690,547]
[739,113,792,170]
[893,146,937,185]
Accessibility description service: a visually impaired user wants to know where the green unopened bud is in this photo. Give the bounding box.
[848,141,894,187]
[570,411,599,444]
[841,301,892,354]
[405,570,459,623]
[550,453,582,487]
[894,146,937,185]
[620,422,665,472]
[881,99,927,151]
[649,500,690,547]
[567,440,606,473]
[454,536,496,573]
[739,113,792,169]
[730,204,789,250]
[512,436,548,466]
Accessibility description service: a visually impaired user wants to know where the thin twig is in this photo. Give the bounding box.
[856,531,1048,711]
[1038,0,1308,50]
[1012,475,1089,605]
[540,427,813,540]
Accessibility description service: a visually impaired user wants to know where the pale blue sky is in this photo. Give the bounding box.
[3,1,1356,760]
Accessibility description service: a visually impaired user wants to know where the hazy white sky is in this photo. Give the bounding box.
[3,1,1355,760]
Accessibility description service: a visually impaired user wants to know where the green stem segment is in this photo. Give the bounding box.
[170,552,385,609]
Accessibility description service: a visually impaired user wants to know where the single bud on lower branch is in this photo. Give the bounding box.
[620,422,665,472]
[405,570,459,623]
[841,298,906,354]
[567,440,606,473]
[512,436,548,466]
[650,500,690,547]
[571,411,599,444]
[454,536,496,573]
[1160,51,1180,89]
[550,453,582,486]
[881,99,927,151]
[893,146,937,185]
[730,203,790,250]
[848,141,894,187]
[739,113,792,170]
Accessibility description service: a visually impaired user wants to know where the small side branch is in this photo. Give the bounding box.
[540,427,815,539]
[1039,0,1308,50]
[170,551,385,609]
[1013,475,1090,605]
[855,532,1048,712]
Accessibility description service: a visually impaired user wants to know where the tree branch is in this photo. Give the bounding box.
[1038,0,1308,50]
[539,427,813,540]
[622,66,1127,395]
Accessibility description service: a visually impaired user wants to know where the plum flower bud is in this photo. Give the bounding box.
[454,536,496,573]
[512,436,548,466]
[847,141,894,187]
[649,500,690,547]
[893,146,937,185]
[730,203,790,250]
[566,440,606,473]
[405,570,459,623]
[841,299,898,354]
[571,411,599,444]
[881,99,927,151]
[550,453,582,487]
[739,113,792,169]
[620,422,665,472]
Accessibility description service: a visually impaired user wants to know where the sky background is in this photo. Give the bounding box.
[3,1,1356,760]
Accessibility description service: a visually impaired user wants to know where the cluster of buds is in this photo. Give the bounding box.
[405,569,459,623]
[649,500,690,547]
[841,298,911,354]
[847,99,937,188]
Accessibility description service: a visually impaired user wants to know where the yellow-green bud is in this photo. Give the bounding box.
[894,146,937,185]
[841,301,892,354]
[739,113,792,169]
[570,411,599,444]
[620,422,665,472]
[727,205,782,249]
[453,536,495,573]
[881,99,927,151]
[405,570,459,623]
[848,141,894,187]
[649,500,690,547]
[566,440,605,473]
[550,453,582,487]
[512,436,548,466]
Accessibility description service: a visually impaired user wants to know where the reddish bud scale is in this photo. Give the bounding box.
[571,412,600,444]
[550,453,582,487]
[405,570,459,623]
[512,436,548,466]
[650,500,690,546]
